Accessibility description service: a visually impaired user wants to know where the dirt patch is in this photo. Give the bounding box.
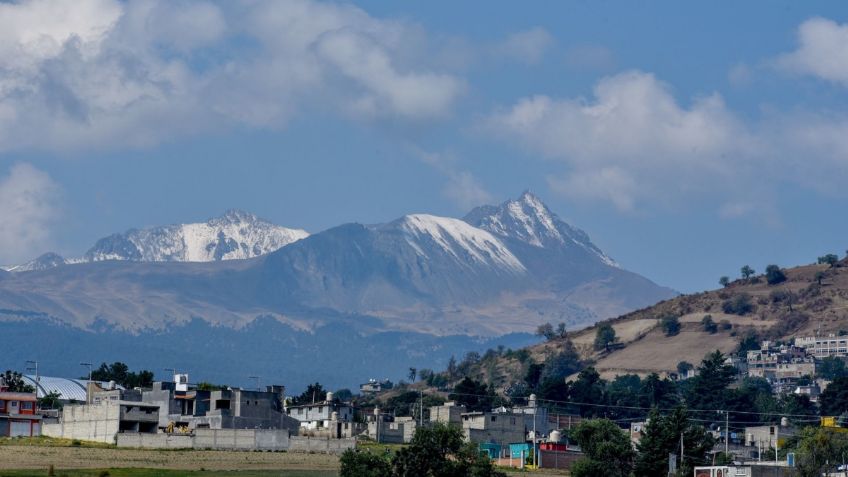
[592,328,739,376]
[0,445,339,471]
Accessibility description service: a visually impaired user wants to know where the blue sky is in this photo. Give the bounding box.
[0,0,847,293]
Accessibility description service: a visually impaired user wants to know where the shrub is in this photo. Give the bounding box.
[661,315,680,336]
[702,315,717,333]
[722,294,754,315]
[765,264,786,285]
[719,320,732,331]
[818,254,839,267]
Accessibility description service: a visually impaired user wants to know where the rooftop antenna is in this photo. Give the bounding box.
[25,360,39,389]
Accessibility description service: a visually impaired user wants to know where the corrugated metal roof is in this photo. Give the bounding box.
[22,375,124,402]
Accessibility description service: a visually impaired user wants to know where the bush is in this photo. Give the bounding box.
[722,294,754,315]
[340,449,391,477]
[765,264,786,285]
[719,320,732,331]
[594,324,617,350]
[702,315,717,333]
[661,315,680,336]
[818,254,839,267]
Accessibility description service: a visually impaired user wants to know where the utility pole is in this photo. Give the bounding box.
[680,432,684,470]
[80,362,93,404]
[725,410,730,455]
[418,388,423,428]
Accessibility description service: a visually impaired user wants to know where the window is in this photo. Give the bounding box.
[0,400,5,412]
[491,415,497,422]
[21,402,33,411]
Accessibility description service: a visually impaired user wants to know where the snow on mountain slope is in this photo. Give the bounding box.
[465,191,618,267]
[396,214,526,273]
[85,210,308,263]
[2,252,68,272]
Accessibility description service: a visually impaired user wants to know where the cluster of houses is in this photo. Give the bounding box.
[0,372,579,467]
[731,334,848,400]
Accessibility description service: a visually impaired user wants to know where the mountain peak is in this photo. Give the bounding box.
[217,209,259,224]
[464,192,618,267]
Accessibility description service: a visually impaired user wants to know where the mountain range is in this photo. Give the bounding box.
[0,192,675,389]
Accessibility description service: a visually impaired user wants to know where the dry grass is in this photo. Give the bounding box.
[0,445,339,472]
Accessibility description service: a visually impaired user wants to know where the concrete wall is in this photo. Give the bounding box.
[116,429,290,451]
[43,402,120,443]
[289,436,355,454]
[116,433,193,449]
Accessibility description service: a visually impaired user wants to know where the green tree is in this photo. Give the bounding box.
[701,315,717,333]
[741,265,755,280]
[661,315,680,336]
[820,377,848,417]
[639,373,680,409]
[719,276,730,288]
[794,427,848,477]
[818,254,839,267]
[292,383,327,405]
[536,323,555,341]
[634,407,715,477]
[765,264,787,285]
[536,377,569,402]
[815,271,826,285]
[570,419,634,477]
[390,423,506,477]
[1,370,35,393]
[89,362,154,389]
[38,391,63,410]
[407,368,417,383]
[722,293,754,315]
[555,322,568,339]
[594,323,617,351]
[818,357,848,381]
[676,361,693,377]
[541,347,582,382]
[684,351,736,412]
[569,368,606,417]
[448,377,495,412]
[340,449,391,477]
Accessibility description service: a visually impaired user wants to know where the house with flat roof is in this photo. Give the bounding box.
[0,391,42,437]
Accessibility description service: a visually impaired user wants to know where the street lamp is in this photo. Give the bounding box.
[80,362,93,404]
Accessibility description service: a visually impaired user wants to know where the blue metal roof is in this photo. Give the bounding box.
[22,375,124,402]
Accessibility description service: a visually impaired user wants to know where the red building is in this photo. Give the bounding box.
[0,391,42,437]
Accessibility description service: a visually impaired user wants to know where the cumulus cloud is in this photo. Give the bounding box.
[495,27,553,65]
[776,17,848,85]
[564,44,615,72]
[485,69,848,217]
[0,163,60,264]
[0,0,466,152]
[485,71,758,211]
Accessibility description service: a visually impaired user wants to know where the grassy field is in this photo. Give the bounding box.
[0,470,338,477]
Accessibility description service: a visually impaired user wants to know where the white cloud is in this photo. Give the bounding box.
[486,71,757,211]
[776,17,848,85]
[486,69,848,217]
[496,27,553,65]
[0,0,466,152]
[0,163,60,264]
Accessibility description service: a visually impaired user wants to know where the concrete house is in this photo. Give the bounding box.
[286,392,354,432]
[0,391,42,437]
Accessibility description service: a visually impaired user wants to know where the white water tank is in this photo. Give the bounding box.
[529,394,537,408]
[550,430,562,443]
[326,391,334,403]
[781,417,789,427]
[331,411,339,421]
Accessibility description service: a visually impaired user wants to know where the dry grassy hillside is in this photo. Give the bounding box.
[455,257,848,389]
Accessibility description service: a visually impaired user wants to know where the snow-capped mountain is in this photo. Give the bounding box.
[3,252,69,272]
[0,193,675,337]
[464,191,617,267]
[394,214,525,273]
[84,210,308,263]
